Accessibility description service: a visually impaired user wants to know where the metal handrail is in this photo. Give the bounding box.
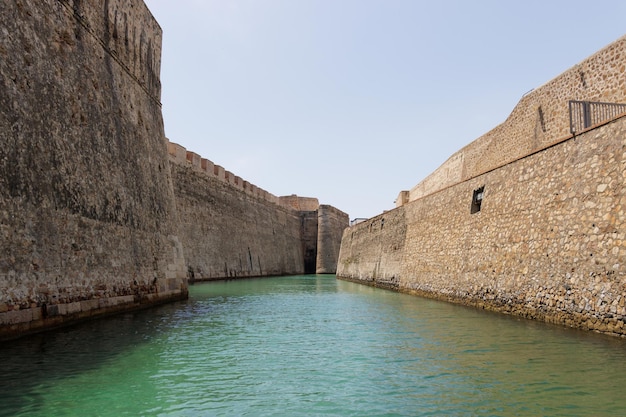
[569,100,626,134]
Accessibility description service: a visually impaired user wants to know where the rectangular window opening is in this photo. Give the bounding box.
[471,186,484,214]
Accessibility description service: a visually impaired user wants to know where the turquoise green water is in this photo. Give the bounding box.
[2,275,626,416]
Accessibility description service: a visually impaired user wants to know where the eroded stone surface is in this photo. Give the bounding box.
[339,35,626,337]
[0,0,187,339]
[339,115,626,337]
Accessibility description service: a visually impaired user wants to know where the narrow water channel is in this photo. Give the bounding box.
[1,275,625,416]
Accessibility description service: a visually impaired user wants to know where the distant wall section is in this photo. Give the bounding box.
[317,205,350,274]
[338,207,406,288]
[169,150,304,279]
[167,142,349,279]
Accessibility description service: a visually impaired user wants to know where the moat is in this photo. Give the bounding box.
[2,275,626,416]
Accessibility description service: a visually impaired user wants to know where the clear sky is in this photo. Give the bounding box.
[143,0,625,220]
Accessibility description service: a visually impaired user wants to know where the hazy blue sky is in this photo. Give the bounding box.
[144,0,625,220]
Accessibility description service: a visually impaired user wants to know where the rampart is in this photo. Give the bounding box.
[0,0,187,339]
[317,205,351,274]
[0,0,348,340]
[339,35,626,337]
[401,35,626,204]
[167,142,349,279]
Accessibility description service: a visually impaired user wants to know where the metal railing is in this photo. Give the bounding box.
[350,218,368,226]
[569,100,626,134]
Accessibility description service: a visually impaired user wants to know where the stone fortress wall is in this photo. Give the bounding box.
[0,0,348,340]
[403,35,626,203]
[317,205,352,274]
[0,0,188,339]
[339,35,626,337]
[169,142,282,207]
[168,141,349,280]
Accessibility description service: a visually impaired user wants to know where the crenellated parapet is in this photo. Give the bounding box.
[167,141,287,207]
[166,140,349,279]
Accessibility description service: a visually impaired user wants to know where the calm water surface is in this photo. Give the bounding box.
[1,275,626,416]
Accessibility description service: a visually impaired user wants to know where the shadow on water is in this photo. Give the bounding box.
[0,275,326,416]
[0,299,189,417]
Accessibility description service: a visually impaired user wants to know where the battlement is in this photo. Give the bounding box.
[399,34,626,206]
[167,141,317,211]
[167,140,349,279]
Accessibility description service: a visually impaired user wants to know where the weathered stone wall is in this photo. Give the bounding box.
[316,205,350,274]
[338,207,406,287]
[404,35,626,204]
[168,142,349,280]
[339,114,626,336]
[279,195,320,212]
[0,0,187,340]
[301,211,319,274]
[168,141,287,207]
[170,159,306,280]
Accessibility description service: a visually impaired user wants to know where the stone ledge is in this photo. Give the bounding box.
[338,275,626,338]
[0,289,188,341]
